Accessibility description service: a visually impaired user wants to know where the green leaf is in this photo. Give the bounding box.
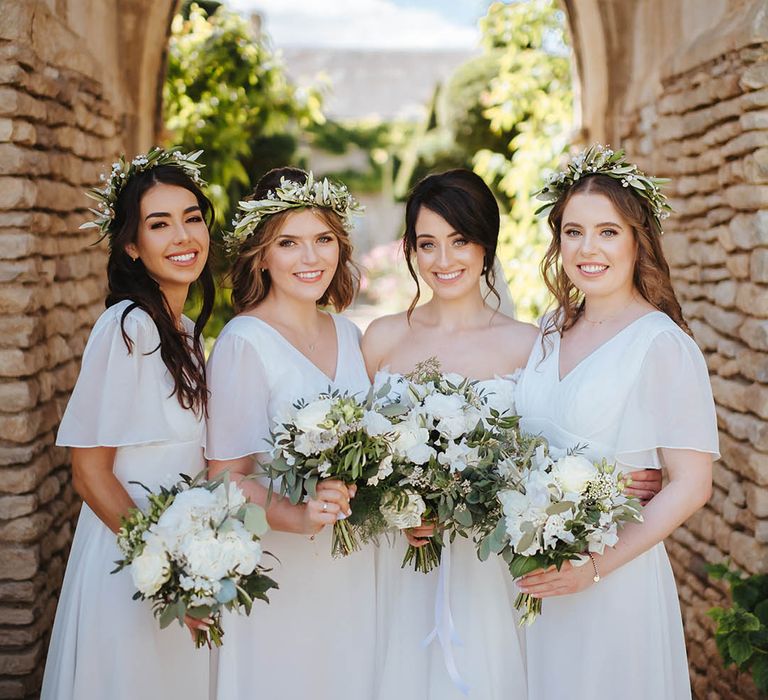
[546,500,574,516]
[454,507,473,528]
[752,654,768,692]
[509,556,541,578]
[734,581,763,611]
[187,604,212,619]
[158,603,179,629]
[515,529,535,554]
[728,633,754,666]
[478,536,491,561]
[244,503,269,536]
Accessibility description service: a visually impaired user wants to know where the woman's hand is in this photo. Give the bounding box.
[517,558,599,599]
[184,613,212,642]
[304,479,353,533]
[624,468,662,505]
[405,521,436,548]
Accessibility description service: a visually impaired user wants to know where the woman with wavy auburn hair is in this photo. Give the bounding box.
[515,146,718,699]
[205,167,375,699]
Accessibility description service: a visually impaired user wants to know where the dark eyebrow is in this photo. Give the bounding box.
[415,231,463,239]
[562,221,623,229]
[144,205,201,221]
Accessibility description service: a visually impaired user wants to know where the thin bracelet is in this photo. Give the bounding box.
[587,552,601,583]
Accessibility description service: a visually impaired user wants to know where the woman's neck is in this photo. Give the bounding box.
[582,288,643,323]
[253,292,324,333]
[420,287,491,331]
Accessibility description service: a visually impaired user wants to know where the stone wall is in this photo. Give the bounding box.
[566,1,768,697]
[0,2,175,697]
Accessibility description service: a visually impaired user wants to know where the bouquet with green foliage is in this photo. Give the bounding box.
[265,388,396,557]
[477,442,642,625]
[113,472,277,648]
[375,360,522,574]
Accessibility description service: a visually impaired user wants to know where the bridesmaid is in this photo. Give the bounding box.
[42,149,214,699]
[363,169,532,699]
[205,167,376,700]
[515,147,718,699]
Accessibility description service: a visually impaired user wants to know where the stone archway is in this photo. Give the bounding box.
[0,2,177,696]
[0,1,767,697]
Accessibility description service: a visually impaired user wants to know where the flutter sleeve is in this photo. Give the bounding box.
[614,328,720,468]
[56,306,179,447]
[205,329,272,460]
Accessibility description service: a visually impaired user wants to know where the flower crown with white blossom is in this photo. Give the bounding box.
[534,145,672,229]
[80,147,206,239]
[225,172,363,252]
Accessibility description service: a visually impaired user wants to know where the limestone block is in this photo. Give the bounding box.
[740,110,768,130]
[741,62,768,90]
[711,375,749,412]
[740,317,768,350]
[725,184,768,210]
[0,118,36,145]
[740,87,768,110]
[722,131,768,160]
[750,248,768,283]
[0,641,43,676]
[720,433,768,485]
[0,345,46,377]
[738,348,768,383]
[745,383,768,420]
[0,232,35,259]
[730,529,768,572]
[36,475,60,505]
[726,252,750,278]
[662,232,691,266]
[0,544,38,580]
[0,258,40,284]
[0,315,41,348]
[746,483,768,517]
[0,605,34,626]
[0,177,36,209]
[744,147,768,184]
[0,495,36,521]
[0,88,45,121]
[696,302,743,336]
[0,380,39,412]
[713,279,737,307]
[0,438,47,468]
[735,283,768,317]
[33,180,81,212]
[0,285,38,314]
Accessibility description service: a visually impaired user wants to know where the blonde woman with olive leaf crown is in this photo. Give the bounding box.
[515,147,718,700]
[205,168,375,700]
[41,149,213,700]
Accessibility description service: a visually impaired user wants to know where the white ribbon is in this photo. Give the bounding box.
[421,543,470,695]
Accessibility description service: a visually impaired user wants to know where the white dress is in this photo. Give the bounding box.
[41,300,209,700]
[515,311,719,700]
[373,371,527,700]
[205,313,376,700]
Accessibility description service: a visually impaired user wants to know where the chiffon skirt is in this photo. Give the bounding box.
[525,542,691,700]
[374,535,527,699]
[41,504,209,700]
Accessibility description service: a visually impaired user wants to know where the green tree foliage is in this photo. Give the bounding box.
[395,0,572,321]
[164,2,324,226]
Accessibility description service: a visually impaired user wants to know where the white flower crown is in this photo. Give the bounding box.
[534,145,672,229]
[224,172,363,252]
[80,147,206,238]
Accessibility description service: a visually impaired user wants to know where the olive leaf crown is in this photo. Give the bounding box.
[79,147,207,239]
[224,172,363,253]
[534,145,672,230]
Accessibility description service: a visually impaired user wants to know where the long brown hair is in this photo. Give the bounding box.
[106,165,215,415]
[403,169,501,319]
[540,173,690,343]
[230,167,358,314]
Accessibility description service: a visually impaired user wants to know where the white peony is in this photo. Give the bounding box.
[361,409,392,437]
[392,424,430,460]
[131,537,171,596]
[437,439,480,473]
[552,455,599,494]
[380,489,427,529]
[294,399,332,433]
[481,377,517,418]
[405,441,436,465]
[422,392,465,423]
[179,529,229,581]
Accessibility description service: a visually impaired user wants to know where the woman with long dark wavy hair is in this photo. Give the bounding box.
[41,150,215,700]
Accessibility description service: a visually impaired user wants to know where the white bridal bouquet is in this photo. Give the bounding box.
[266,388,396,556]
[113,473,277,647]
[376,360,521,573]
[477,444,643,625]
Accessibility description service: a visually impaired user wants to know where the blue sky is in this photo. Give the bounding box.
[227,0,490,50]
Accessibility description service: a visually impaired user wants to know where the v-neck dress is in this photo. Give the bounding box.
[372,370,527,700]
[205,313,376,700]
[515,311,719,700]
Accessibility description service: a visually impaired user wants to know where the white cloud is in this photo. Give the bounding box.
[226,0,479,50]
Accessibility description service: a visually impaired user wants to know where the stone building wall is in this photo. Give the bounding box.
[0,2,175,697]
[566,1,768,697]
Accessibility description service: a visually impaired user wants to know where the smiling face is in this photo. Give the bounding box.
[261,208,340,304]
[124,182,209,299]
[559,192,638,301]
[414,206,485,301]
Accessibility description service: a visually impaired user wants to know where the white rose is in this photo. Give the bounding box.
[380,489,426,530]
[392,424,429,457]
[552,455,599,494]
[437,440,479,473]
[482,378,517,417]
[361,409,392,437]
[179,530,228,581]
[131,538,171,596]
[294,399,332,433]
[405,441,436,466]
[422,392,465,422]
[367,454,393,486]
